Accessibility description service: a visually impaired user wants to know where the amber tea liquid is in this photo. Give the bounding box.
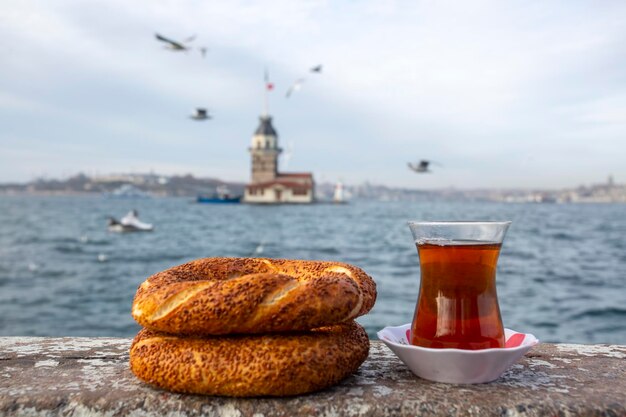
[411,241,505,350]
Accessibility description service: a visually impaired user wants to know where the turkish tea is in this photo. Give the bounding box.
[410,241,505,350]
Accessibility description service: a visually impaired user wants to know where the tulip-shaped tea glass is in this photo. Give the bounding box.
[408,221,511,350]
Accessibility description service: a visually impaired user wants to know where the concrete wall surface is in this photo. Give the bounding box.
[0,338,624,417]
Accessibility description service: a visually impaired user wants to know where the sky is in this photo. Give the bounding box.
[1,0,625,189]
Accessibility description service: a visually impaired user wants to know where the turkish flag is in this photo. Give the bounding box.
[264,69,274,91]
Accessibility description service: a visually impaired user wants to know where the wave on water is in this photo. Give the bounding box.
[80,237,112,246]
[53,244,85,254]
[549,232,577,241]
[569,307,626,320]
[111,253,191,263]
[0,196,625,344]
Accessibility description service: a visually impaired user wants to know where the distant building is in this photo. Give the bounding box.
[243,115,314,203]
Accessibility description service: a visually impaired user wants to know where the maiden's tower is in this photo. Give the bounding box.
[243,115,314,203]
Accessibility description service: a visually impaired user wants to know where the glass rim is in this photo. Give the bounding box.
[407,221,512,226]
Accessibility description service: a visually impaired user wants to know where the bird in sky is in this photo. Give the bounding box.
[286,65,324,98]
[281,140,295,168]
[155,33,207,56]
[155,33,194,50]
[190,108,211,121]
[408,160,440,173]
[286,78,305,98]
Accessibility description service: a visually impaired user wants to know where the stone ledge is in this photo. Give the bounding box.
[0,337,625,417]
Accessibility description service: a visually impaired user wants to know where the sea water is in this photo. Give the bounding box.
[0,195,624,344]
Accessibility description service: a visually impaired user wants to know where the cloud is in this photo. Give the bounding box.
[1,0,626,187]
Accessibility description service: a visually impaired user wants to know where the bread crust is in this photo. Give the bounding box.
[132,257,376,335]
[129,321,369,397]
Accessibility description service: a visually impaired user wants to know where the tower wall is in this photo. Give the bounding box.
[250,148,280,183]
[249,117,281,184]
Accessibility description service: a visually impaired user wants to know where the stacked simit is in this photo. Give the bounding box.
[129,257,377,396]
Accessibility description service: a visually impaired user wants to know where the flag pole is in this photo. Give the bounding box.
[263,68,270,117]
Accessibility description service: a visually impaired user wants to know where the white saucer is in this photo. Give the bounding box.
[377,323,539,384]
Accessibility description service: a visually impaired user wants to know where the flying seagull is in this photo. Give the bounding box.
[285,65,323,98]
[286,78,305,98]
[281,140,295,169]
[408,160,440,173]
[155,33,207,56]
[190,108,211,120]
[155,33,194,51]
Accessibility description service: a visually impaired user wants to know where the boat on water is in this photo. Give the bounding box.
[333,182,349,204]
[197,185,242,204]
[107,210,154,233]
[197,195,241,203]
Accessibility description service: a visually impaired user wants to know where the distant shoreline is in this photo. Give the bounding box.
[1,190,625,204]
[1,173,624,203]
